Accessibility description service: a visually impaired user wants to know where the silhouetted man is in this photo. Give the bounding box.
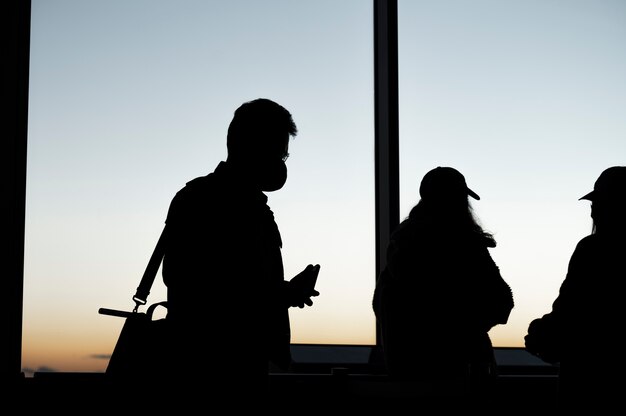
[525,166,626,411]
[161,98,319,401]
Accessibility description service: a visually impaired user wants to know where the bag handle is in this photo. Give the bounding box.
[131,225,168,312]
[146,300,168,318]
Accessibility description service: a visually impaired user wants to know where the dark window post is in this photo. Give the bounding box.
[2,0,31,382]
[374,0,399,345]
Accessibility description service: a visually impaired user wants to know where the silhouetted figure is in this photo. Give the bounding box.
[525,166,626,411]
[373,167,514,403]
[161,98,319,402]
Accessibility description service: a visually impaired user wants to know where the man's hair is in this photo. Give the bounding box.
[226,98,297,158]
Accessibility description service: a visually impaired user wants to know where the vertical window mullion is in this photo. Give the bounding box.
[374,0,399,347]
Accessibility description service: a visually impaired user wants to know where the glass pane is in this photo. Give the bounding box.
[399,0,626,347]
[25,0,374,375]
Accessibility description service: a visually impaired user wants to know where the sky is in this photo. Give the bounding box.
[23,0,625,375]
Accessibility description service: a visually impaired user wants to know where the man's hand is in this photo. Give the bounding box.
[287,264,320,308]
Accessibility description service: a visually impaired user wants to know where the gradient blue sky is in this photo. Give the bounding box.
[23,0,625,374]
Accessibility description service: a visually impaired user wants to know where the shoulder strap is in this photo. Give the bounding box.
[132,225,168,312]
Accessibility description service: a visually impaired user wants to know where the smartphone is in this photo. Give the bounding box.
[292,264,320,294]
[308,264,320,291]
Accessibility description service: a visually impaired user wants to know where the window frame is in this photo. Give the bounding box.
[5,0,548,379]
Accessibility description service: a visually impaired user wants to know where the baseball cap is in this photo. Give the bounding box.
[579,166,626,201]
[419,166,480,201]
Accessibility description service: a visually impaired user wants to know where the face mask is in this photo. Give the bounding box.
[258,159,288,192]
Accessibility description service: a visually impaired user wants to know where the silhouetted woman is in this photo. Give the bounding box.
[373,166,514,400]
[525,166,626,411]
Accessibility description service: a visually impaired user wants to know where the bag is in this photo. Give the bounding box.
[99,225,171,381]
[100,301,171,380]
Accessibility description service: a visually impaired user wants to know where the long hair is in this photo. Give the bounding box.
[407,197,496,247]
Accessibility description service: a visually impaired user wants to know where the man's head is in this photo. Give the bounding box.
[226,98,297,191]
[579,166,626,203]
[579,166,626,232]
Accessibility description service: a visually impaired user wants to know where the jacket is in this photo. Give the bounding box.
[162,161,292,380]
[373,217,514,380]
[525,233,626,409]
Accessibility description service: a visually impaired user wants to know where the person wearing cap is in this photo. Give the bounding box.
[524,166,626,411]
[372,166,514,404]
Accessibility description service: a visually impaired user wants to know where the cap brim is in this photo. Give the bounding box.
[468,188,480,200]
[579,191,594,201]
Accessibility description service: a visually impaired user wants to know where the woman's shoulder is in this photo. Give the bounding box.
[390,218,438,245]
